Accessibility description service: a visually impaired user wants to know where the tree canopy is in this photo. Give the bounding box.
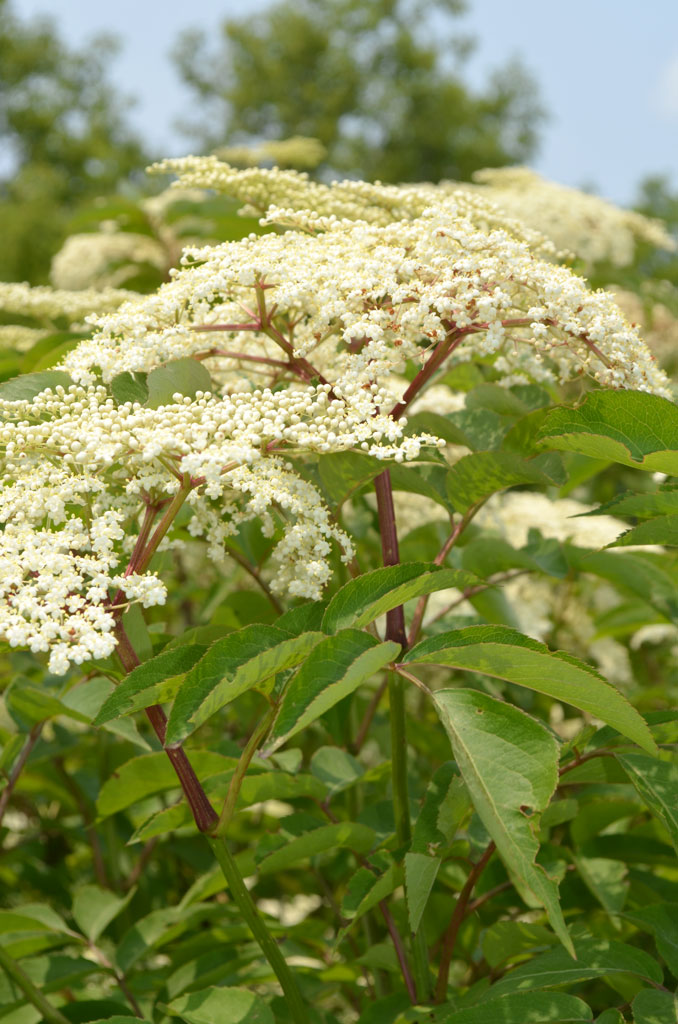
[172,0,545,183]
[0,0,146,282]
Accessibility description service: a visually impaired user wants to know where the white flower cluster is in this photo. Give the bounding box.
[50,231,166,291]
[0,376,442,669]
[0,282,139,329]
[63,198,670,398]
[0,456,166,675]
[149,156,554,256]
[1,158,673,675]
[464,167,675,267]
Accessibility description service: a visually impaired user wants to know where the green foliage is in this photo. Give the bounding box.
[0,0,146,282]
[172,0,544,182]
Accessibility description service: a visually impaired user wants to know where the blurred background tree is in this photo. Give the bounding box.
[172,0,545,183]
[0,0,146,283]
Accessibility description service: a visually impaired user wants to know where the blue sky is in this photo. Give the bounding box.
[12,0,678,205]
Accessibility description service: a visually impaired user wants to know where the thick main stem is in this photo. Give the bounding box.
[112,626,307,1020]
[208,837,310,1024]
[373,469,431,1000]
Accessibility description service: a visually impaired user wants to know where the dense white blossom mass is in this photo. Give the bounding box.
[0,160,672,672]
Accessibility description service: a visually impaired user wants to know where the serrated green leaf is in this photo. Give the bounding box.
[165,986,274,1024]
[71,885,135,943]
[404,852,440,933]
[274,600,328,634]
[428,991,593,1023]
[405,625,656,754]
[584,486,678,520]
[322,564,480,634]
[481,935,662,998]
[608,515,678,548]
[110,370,149,405]
[632,988,678,1024]
[0,370,72,402]
[538,390,678,474]
[445,451,563,513]
[257,822,375,874]
[94,644,208,725]
[165,629,323,747]
[263,631,400,753]
[616,752,678,855]
[431,689,571,954]
[97,751,234,818]
[145,358,213,409]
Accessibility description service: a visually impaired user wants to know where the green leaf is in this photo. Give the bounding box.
[405,411,472,446]
[482,935,663,998]
[0,955,100,1006]
[145,358,213,409]
[595,1012,624,1024]
[71,885,135,943]
[115,903,222,972]
[624,903,678,976]
[322,563,480,634]
[317,450,384,504]
[165,629,324,746]
[584,486,678,520]
[465,382,528,416]
[97,751,234,818]
[338,863,402,941]
[0,904,72,936]
[538,390,678,474]
[445,451,563,513]
[0,370,72,402]
[89,1019,153,1024]
[405,625,657,755]
[482,921,558,968]
[257,822,376,874]
[632,989,678,1024]
[431,689,571,954]
[411,763,470,853]
[608,515,678,548]
[616,753,678,855]
[404,852,440,933]
[110,370,149,406]
[263,631,400,754]
[309,746,364,795]
[428,991,593,1023]
[165,986,274,1024]
[274,600,328,634]
[94,644,208,725]
[574,857,628,915]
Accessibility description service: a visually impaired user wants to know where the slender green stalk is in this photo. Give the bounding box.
[215,706,276,834]
[208,836,309,1024]
[0,945,70,1024]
